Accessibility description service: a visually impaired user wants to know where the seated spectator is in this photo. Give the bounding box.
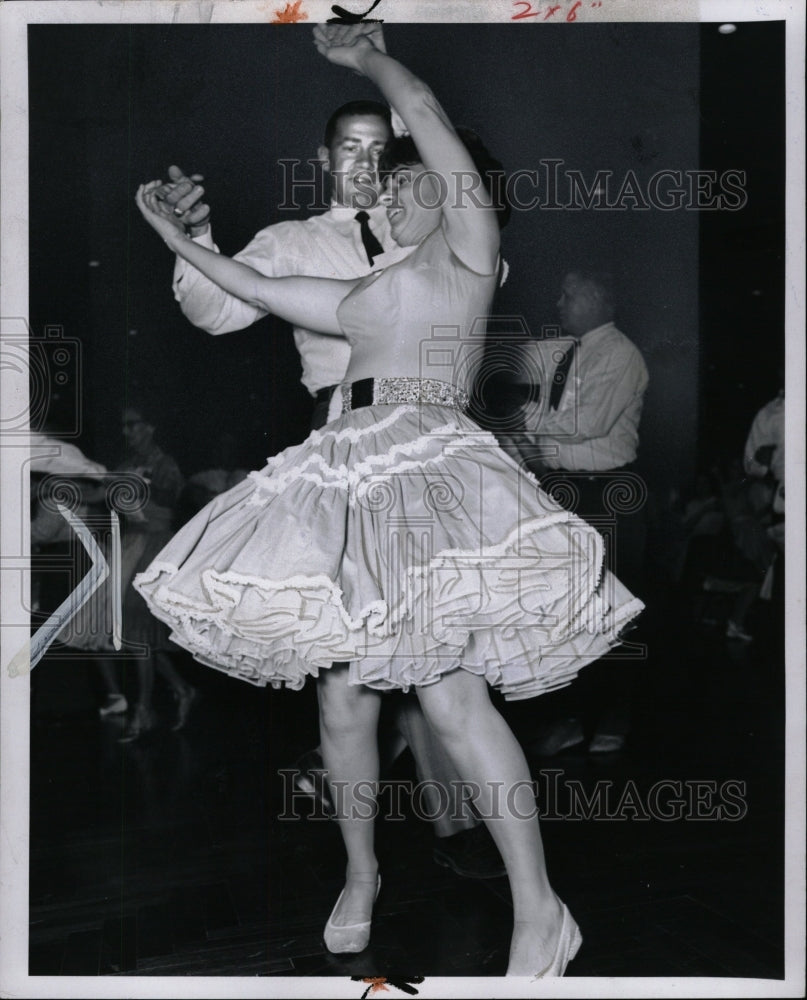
[686,458,778,643]
[743,387,784,549]
[178,432,249,520]
[666,468,725,586]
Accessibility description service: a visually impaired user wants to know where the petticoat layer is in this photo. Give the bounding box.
[134,405,644,700]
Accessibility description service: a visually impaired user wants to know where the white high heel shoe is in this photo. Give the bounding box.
[533,902,582,977]
[323,872,381,954]
[508,901,582,977]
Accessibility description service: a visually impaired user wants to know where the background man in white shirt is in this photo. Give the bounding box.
[743,384,785,602]
[507,269,648,476]
[504,268,650,756]
[743,386,784,520]
[147,98,503,879]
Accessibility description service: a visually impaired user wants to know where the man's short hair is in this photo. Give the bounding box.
[323,101,392,148]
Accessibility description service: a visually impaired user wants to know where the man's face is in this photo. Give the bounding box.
[319,114,391,208]
[122,409,154,454]
[556,273,601,337]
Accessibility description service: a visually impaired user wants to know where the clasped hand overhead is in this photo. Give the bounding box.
[135,181,188,243]
[313,22,384,72]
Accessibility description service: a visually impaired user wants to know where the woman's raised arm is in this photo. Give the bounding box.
[313,25,500,275]
[135,183,353,336]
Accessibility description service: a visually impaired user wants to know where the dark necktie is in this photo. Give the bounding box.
[549,339,578,410]
[355,210,383,266]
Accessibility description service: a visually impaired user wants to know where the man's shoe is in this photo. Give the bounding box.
[528,718,586,757]
[293,747,335,815]
[432,824,506,879]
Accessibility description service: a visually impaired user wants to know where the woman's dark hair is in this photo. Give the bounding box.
[378,127,511,229]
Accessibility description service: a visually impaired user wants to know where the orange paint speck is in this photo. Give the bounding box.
[271,0,308,24]
[362,979,390,995]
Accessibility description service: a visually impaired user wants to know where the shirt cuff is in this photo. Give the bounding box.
[190,229,216,250]
[173,229,219,291]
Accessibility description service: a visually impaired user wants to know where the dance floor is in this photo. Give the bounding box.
[26,589,786,982]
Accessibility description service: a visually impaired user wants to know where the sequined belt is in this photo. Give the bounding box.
[341,377,470,414]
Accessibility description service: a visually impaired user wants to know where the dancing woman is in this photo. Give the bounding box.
[134,25,643,976]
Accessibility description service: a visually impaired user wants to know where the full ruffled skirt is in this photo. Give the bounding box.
[134,405,644,699]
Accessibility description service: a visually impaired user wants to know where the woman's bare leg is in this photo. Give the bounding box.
[154,649,193,698]
[317,664,382,928]
[118,657,157,741]
[415,669,564,975]
[97,659,123,698]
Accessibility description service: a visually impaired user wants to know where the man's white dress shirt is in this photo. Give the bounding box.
[515,322,649,472]
[173,205,411,395]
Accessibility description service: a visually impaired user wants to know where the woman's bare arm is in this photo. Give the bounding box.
[136,182,354,335]
[313,25,500,275]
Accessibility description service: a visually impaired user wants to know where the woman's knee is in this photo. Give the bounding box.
[417,670,491,742]
[318,668,380,738]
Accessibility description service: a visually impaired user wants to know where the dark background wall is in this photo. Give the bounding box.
[27,22,783,497]
[698,22,785,468]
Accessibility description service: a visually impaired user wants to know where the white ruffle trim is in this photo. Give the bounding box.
[134,512,644,699]
[247,431,495,503]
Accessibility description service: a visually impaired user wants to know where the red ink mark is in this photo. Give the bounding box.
[271,0,308,23]
[512,0,599,22]
[512,0,540,19]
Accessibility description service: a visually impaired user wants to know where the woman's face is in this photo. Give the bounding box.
[381,163,443,247]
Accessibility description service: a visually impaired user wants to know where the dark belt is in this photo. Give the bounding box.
[574,462,638,481]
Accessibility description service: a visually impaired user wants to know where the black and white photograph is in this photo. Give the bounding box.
[1,1,804,997]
